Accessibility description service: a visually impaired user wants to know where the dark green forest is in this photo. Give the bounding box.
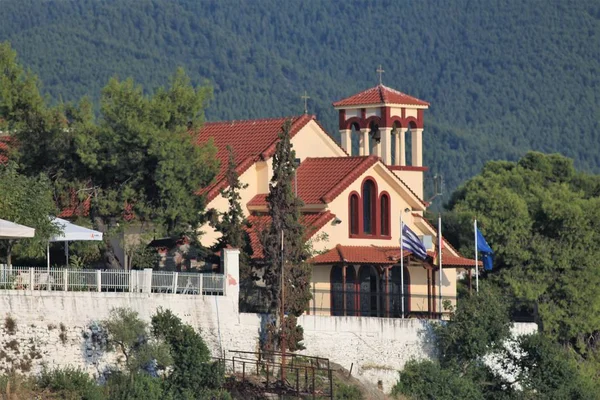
[1,0,599,194]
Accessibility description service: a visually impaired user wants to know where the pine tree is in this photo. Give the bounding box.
[260,119,311,352]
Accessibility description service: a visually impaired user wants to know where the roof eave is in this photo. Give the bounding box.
[333,103,430,110]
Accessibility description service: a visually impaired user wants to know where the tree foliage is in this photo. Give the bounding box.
[393,288,600,400]
[99,307,229,399]
[435,284,512,367]
[446,152,600,355]
[260,119,311,352]
[211,145,253,281]
[101,308,172,374]
[80,69,218,268]
[0,42,219,269]
[212,146,248,251]
[0,163,60,266]
[2,0,599,198]
[151,308,224,395]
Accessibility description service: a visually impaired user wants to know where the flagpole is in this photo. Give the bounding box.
[400,214,404,319]
[438,214,443,318]
[474,219,479,293]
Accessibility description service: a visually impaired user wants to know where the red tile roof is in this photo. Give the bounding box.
[246,211,336,259]
[310,245,479,267]
[0,136,12,164]
[57,191,91,218]
[426,251,482,267]
[247,156,379,207]
[333,85,429,108]
[196,115,314,203]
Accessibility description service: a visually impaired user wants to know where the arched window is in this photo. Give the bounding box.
[380,194,390,236]
[349,194,359,235]
[362,180,376,235]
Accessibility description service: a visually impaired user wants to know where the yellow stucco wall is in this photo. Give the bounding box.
[310,264,332,315]
[393,170,424,200]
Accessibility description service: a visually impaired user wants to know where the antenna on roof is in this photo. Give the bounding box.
[427,174,444,206]
[301,91,310,114]
[376,65,385,85]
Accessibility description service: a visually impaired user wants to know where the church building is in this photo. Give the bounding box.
[198,84,479,318]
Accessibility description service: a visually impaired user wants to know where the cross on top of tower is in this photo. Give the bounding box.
[301,90,310,114]
[376,65,384,85]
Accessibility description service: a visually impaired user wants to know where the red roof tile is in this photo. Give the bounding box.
[57,191,91,218]
[246,211,335,259]
[247,156,379,207]
[0,136,12,164]
[196,115,314,203]
[310,245,479,267]
[247,194,268,208]
[426,250,481,267]
[333,85,429,108]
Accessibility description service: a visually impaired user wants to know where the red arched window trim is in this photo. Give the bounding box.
[379,192,391,237]
[347,177,391,240]
[361,178,377,236]
[349,192,360,235]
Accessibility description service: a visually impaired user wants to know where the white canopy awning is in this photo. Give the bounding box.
[50,218,103,242]
[0,218,35,239]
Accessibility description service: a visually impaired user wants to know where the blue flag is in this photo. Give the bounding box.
[476,228,493,271]
[402,224,428,260]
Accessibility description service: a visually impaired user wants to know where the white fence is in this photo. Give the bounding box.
[0,265,225,295]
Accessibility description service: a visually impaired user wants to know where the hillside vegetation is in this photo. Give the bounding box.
[1,0,599,194]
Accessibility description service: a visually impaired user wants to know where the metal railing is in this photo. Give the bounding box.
[218,350,334,399]
[0,265,225,295]
[311,288,455,318]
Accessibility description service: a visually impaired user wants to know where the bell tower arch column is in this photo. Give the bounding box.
[411,128,423,167]
[360,128,370,156]
[381,127,392,164]
[340,129,351,155]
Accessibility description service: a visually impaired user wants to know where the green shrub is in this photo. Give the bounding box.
[105,372,169,400]
[4,315,17,335]
[334,381,363,400]
[152,308,225,394]
[391,360,483,400]
[37,367,105,400]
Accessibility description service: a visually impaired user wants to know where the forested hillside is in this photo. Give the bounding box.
[1,0,599,195]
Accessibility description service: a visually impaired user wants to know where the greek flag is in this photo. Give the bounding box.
[402,224,428,260]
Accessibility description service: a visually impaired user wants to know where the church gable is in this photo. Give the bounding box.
[309,157,426,253]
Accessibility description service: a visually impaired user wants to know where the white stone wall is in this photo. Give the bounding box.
[298,316,437,391]
[0,289,538,392]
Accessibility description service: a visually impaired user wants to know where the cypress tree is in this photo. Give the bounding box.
[261,119,311,351]
[213,145,251,280]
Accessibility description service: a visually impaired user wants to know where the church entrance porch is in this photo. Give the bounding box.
[313,263,437,318]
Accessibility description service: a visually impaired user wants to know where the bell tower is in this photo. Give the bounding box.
[332,82,430,199]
